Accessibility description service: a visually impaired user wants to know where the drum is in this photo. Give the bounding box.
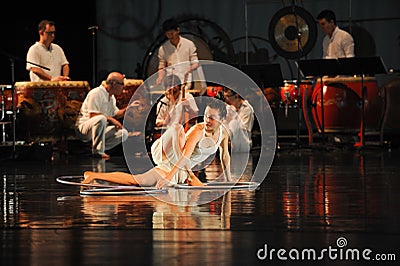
[116,79,143,109]
[206,85,223,97]
[280,80,313,106]
[14,81,90,142]
[311,76,384,133]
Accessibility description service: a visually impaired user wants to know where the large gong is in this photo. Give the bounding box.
[268,6,317,59]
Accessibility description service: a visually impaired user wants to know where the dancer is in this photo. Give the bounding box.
[83,98,232,189]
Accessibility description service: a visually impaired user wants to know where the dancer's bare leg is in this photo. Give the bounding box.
[83,171,137,185]
[83,168,168,187]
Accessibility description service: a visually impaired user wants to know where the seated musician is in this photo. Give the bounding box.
[75,72,129,159]
[222,86,255,153]
[155,74,199,128]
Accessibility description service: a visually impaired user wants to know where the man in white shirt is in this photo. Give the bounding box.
[155,74,199,128]
[223,87,254,153]
[75,72,128,159]
[316,9,355,59]
[156,18,199,89]
[26,20,70,81]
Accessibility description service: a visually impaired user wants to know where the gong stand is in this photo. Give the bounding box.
[268,3,317,146]
[291,3,305,146]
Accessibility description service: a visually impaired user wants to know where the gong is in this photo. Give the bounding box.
[268,6,317,59]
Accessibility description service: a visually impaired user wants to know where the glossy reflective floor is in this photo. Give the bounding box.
[1,141,400,265]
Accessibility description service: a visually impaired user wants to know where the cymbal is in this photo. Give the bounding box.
[268,6,317,59]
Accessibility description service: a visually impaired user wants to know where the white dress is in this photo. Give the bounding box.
[151,124,223,184]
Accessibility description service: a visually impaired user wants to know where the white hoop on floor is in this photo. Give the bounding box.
[56,175,159,190]
[174,181,259,190]
[80,186,167,196]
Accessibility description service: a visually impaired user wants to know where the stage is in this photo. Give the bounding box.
[1,143,399,265]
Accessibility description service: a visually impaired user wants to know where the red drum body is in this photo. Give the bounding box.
[15,81,90,141]
[206,85,223,97]
[280,80,313,106]
[311,77,384,133]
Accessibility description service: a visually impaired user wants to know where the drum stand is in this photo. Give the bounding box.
[0,49,51,159]
[298,59,341,146]
[337,57,387,147]
[0,85,12,143]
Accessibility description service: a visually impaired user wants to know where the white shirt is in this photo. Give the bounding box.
[76,85,119,125]
[156,91,199,127]
[158,37,198,83]
[322,26,355,59]
[226,100,254,135]
[225,100,255,152]
[26,42,69,81]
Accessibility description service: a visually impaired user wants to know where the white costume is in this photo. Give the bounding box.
[322,26,354,59]
[155,91,199,127]
[26,42,69,81]
[151,124,223,184]
[225,100,254,152]
[158,37,198,85]
[75,85,128,156]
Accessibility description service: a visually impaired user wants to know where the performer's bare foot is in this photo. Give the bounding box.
[83,171,95,184]
[187,175,204,186]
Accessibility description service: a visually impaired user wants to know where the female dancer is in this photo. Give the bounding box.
[83,98,232,189]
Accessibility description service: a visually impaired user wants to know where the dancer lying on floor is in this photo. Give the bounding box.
[83,98,232,189]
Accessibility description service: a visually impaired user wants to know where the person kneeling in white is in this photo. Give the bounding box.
[75,72,128,159]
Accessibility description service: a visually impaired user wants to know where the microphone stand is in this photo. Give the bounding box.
[88,26,98,87]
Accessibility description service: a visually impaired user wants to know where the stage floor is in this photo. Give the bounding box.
[1,143,399,265]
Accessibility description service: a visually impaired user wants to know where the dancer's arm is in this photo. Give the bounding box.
[219,128,232,182]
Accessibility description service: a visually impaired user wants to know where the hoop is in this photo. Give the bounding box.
[174,181,259,190]
[80,187,167,196]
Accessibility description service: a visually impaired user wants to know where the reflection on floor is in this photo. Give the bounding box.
[1,142,400,265]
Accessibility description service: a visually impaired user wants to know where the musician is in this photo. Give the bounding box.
[222,86,254,153]
[26,20,70,82]
[75,72,129,159]
[316,9,355,59]
[156,18,199,89]
[155,74,199,128]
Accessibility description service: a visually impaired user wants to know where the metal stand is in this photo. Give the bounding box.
[338,57,387,147]
[88,26,98,87]
[297,58,341,145]
[0,49,50,159]
[292,2,304,146]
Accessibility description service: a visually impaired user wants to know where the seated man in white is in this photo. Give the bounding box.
[75,72,128,159]
[155,74,199,128]
[223,86,254,153]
